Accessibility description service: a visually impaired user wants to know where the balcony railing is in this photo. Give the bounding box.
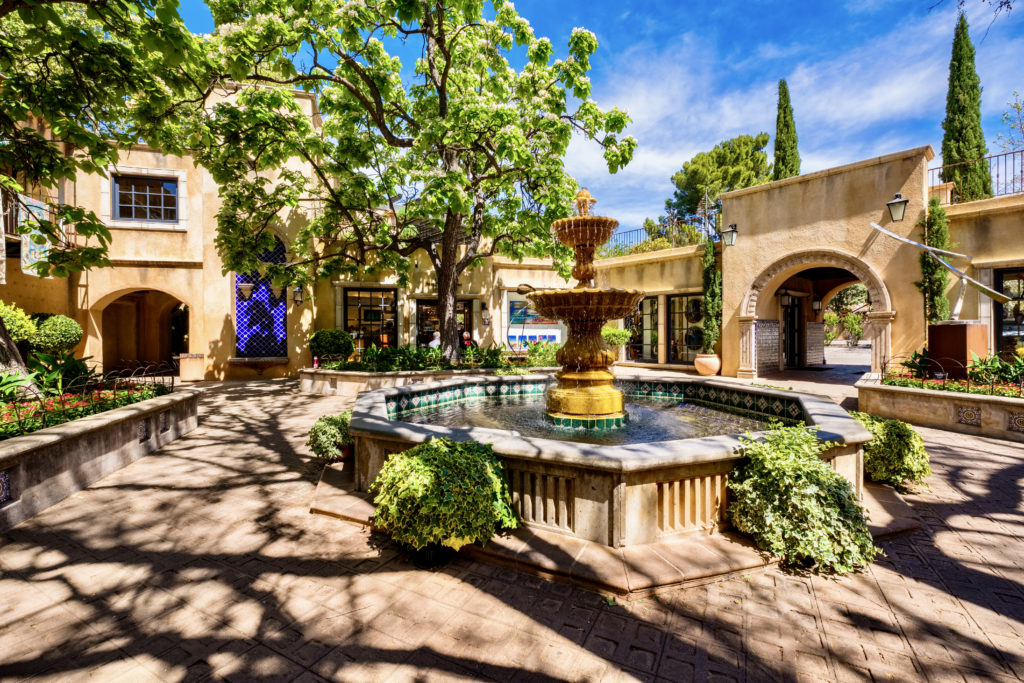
[597,227,705,259]
[928,149,1024,204]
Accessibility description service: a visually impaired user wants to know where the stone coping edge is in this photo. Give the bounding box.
[300,366,559,378]
[856,374,1024,407]
[349,373,870,475]
[0,388,203,469]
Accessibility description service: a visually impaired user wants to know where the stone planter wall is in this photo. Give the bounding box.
[0,389,201,531]
[857,376,1024,443]
[299,367,558,398]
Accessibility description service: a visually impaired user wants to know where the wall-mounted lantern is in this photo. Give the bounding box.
[811,298,822,312]
[237,282,255,301]
[292,286,304,305]
[886,193,909,222]
[721,224,739,247]
[780,294,793,307]
[481,302,490,325]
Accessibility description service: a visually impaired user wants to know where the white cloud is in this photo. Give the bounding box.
[564,4,1023,229]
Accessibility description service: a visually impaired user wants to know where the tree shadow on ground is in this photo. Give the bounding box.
[1,381,1021,680]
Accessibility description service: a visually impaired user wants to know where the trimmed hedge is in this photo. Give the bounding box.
[851,412,931,491]
[32,315,83,354]
[309,329,355,360]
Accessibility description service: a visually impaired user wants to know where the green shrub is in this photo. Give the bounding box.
[26,351,98,395]
[31,315,83,354]
[0,300,37,344]
[306,411,353,461]
[851,412,930,490]
[371,437,518,551]
[525,341,559,367]
[728,424,878,574]
[841,312,863,346]
[601,326,632,348]
[628,237,672,255]
[823,311,841,345]
[480,344,509,369]
[309,329,355,360]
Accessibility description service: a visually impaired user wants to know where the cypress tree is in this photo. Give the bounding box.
[772,79,800,181]
[915,198,952,324]
[940,14,992,201]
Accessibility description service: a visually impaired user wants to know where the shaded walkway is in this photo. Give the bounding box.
[2,380,1024,680]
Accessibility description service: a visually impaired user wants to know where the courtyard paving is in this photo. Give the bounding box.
[2,378,1024,681]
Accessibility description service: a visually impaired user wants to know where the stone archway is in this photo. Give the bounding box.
[736,249,895,377]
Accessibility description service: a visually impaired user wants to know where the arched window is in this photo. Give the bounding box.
[235,237,288,358]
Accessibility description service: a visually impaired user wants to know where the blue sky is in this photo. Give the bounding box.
[179,0,1024,230]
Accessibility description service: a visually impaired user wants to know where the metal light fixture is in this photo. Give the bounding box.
[237,282,255,301]
[721,224,738,247]
[481,303,490,324]
[779,294,793,307]
[292,286,304,305]
[886,193,909,222]
[811,298,822,312]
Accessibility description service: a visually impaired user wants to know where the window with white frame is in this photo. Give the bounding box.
[112,175,178,222]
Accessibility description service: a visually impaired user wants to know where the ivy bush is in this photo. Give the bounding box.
[31,315,83,354]
[601,326,632,348]
[371,437,518,551]
[851,412,931,490]
[0,300,37,344]
[728,424,878,574]
[309,329,355,360]
[305,410,353,462]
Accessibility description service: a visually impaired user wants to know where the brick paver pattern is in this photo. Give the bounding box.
[2,379,1024,681]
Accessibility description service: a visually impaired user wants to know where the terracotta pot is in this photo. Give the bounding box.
[339,443,354,461]
[694,353,721,376]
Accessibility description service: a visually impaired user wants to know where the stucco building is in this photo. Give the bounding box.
[3,127,1023,380]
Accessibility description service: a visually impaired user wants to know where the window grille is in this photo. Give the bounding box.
[113,176,178,222]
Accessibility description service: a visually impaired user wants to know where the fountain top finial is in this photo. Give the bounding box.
[574,188,596,217]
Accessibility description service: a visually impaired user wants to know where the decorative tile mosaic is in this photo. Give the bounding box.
[137,419,150,443]
[159,411,169,433]
[957,405,981,427]
[546,414,627,430]
[1009,412,1024,434]
[0,470,10,505]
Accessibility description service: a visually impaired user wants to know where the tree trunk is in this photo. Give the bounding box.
[436,255,461,363]
[0,316,36,394]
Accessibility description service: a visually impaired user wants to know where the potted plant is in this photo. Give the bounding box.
[370,437,518,568]
[601,325,632,360]
[306,410,354,461]
[694,235,722,376]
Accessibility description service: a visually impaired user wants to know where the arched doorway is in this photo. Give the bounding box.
[737,250,895,378]
[100,290,189,371]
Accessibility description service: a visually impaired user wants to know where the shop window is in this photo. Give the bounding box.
[996,269,1024,359]
[416,299,470,347]
[235,237,288,358]
[506,294,566,354]
[113,175,178,222]
[345,288,397,355]
[668,294,704,364]
[626,297,658,361]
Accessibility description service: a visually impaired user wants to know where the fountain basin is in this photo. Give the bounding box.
[349,373,871,547]
[527,287,643,322]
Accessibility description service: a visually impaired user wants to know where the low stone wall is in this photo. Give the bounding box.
[351,374,870,548]
[0,389,201,531]
[857,376,1024,443]
[299,367,558,398]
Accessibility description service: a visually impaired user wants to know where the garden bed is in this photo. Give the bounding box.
[857,374,1024,442]
[0,388,201,531]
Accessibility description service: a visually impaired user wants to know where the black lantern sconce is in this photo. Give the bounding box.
[886,193,909,222]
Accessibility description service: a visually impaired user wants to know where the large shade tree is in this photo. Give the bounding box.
[196,0,635,360]
[665,133,771,218]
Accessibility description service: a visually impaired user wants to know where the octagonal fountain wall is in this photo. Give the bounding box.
[349,373,871,548]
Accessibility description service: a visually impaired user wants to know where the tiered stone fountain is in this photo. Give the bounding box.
[527,189,644,429]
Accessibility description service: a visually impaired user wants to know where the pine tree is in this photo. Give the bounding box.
[915,198,952,324]
[940,14,992,202]
[772,79,800,181]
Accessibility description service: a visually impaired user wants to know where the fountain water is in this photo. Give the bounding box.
[527,189,644,429]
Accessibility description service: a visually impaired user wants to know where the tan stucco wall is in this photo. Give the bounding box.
[719,146,935,376]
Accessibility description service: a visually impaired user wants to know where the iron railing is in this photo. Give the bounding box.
[597,228,704,259]
[928,149,1024,204]
[879,354,1024,398]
